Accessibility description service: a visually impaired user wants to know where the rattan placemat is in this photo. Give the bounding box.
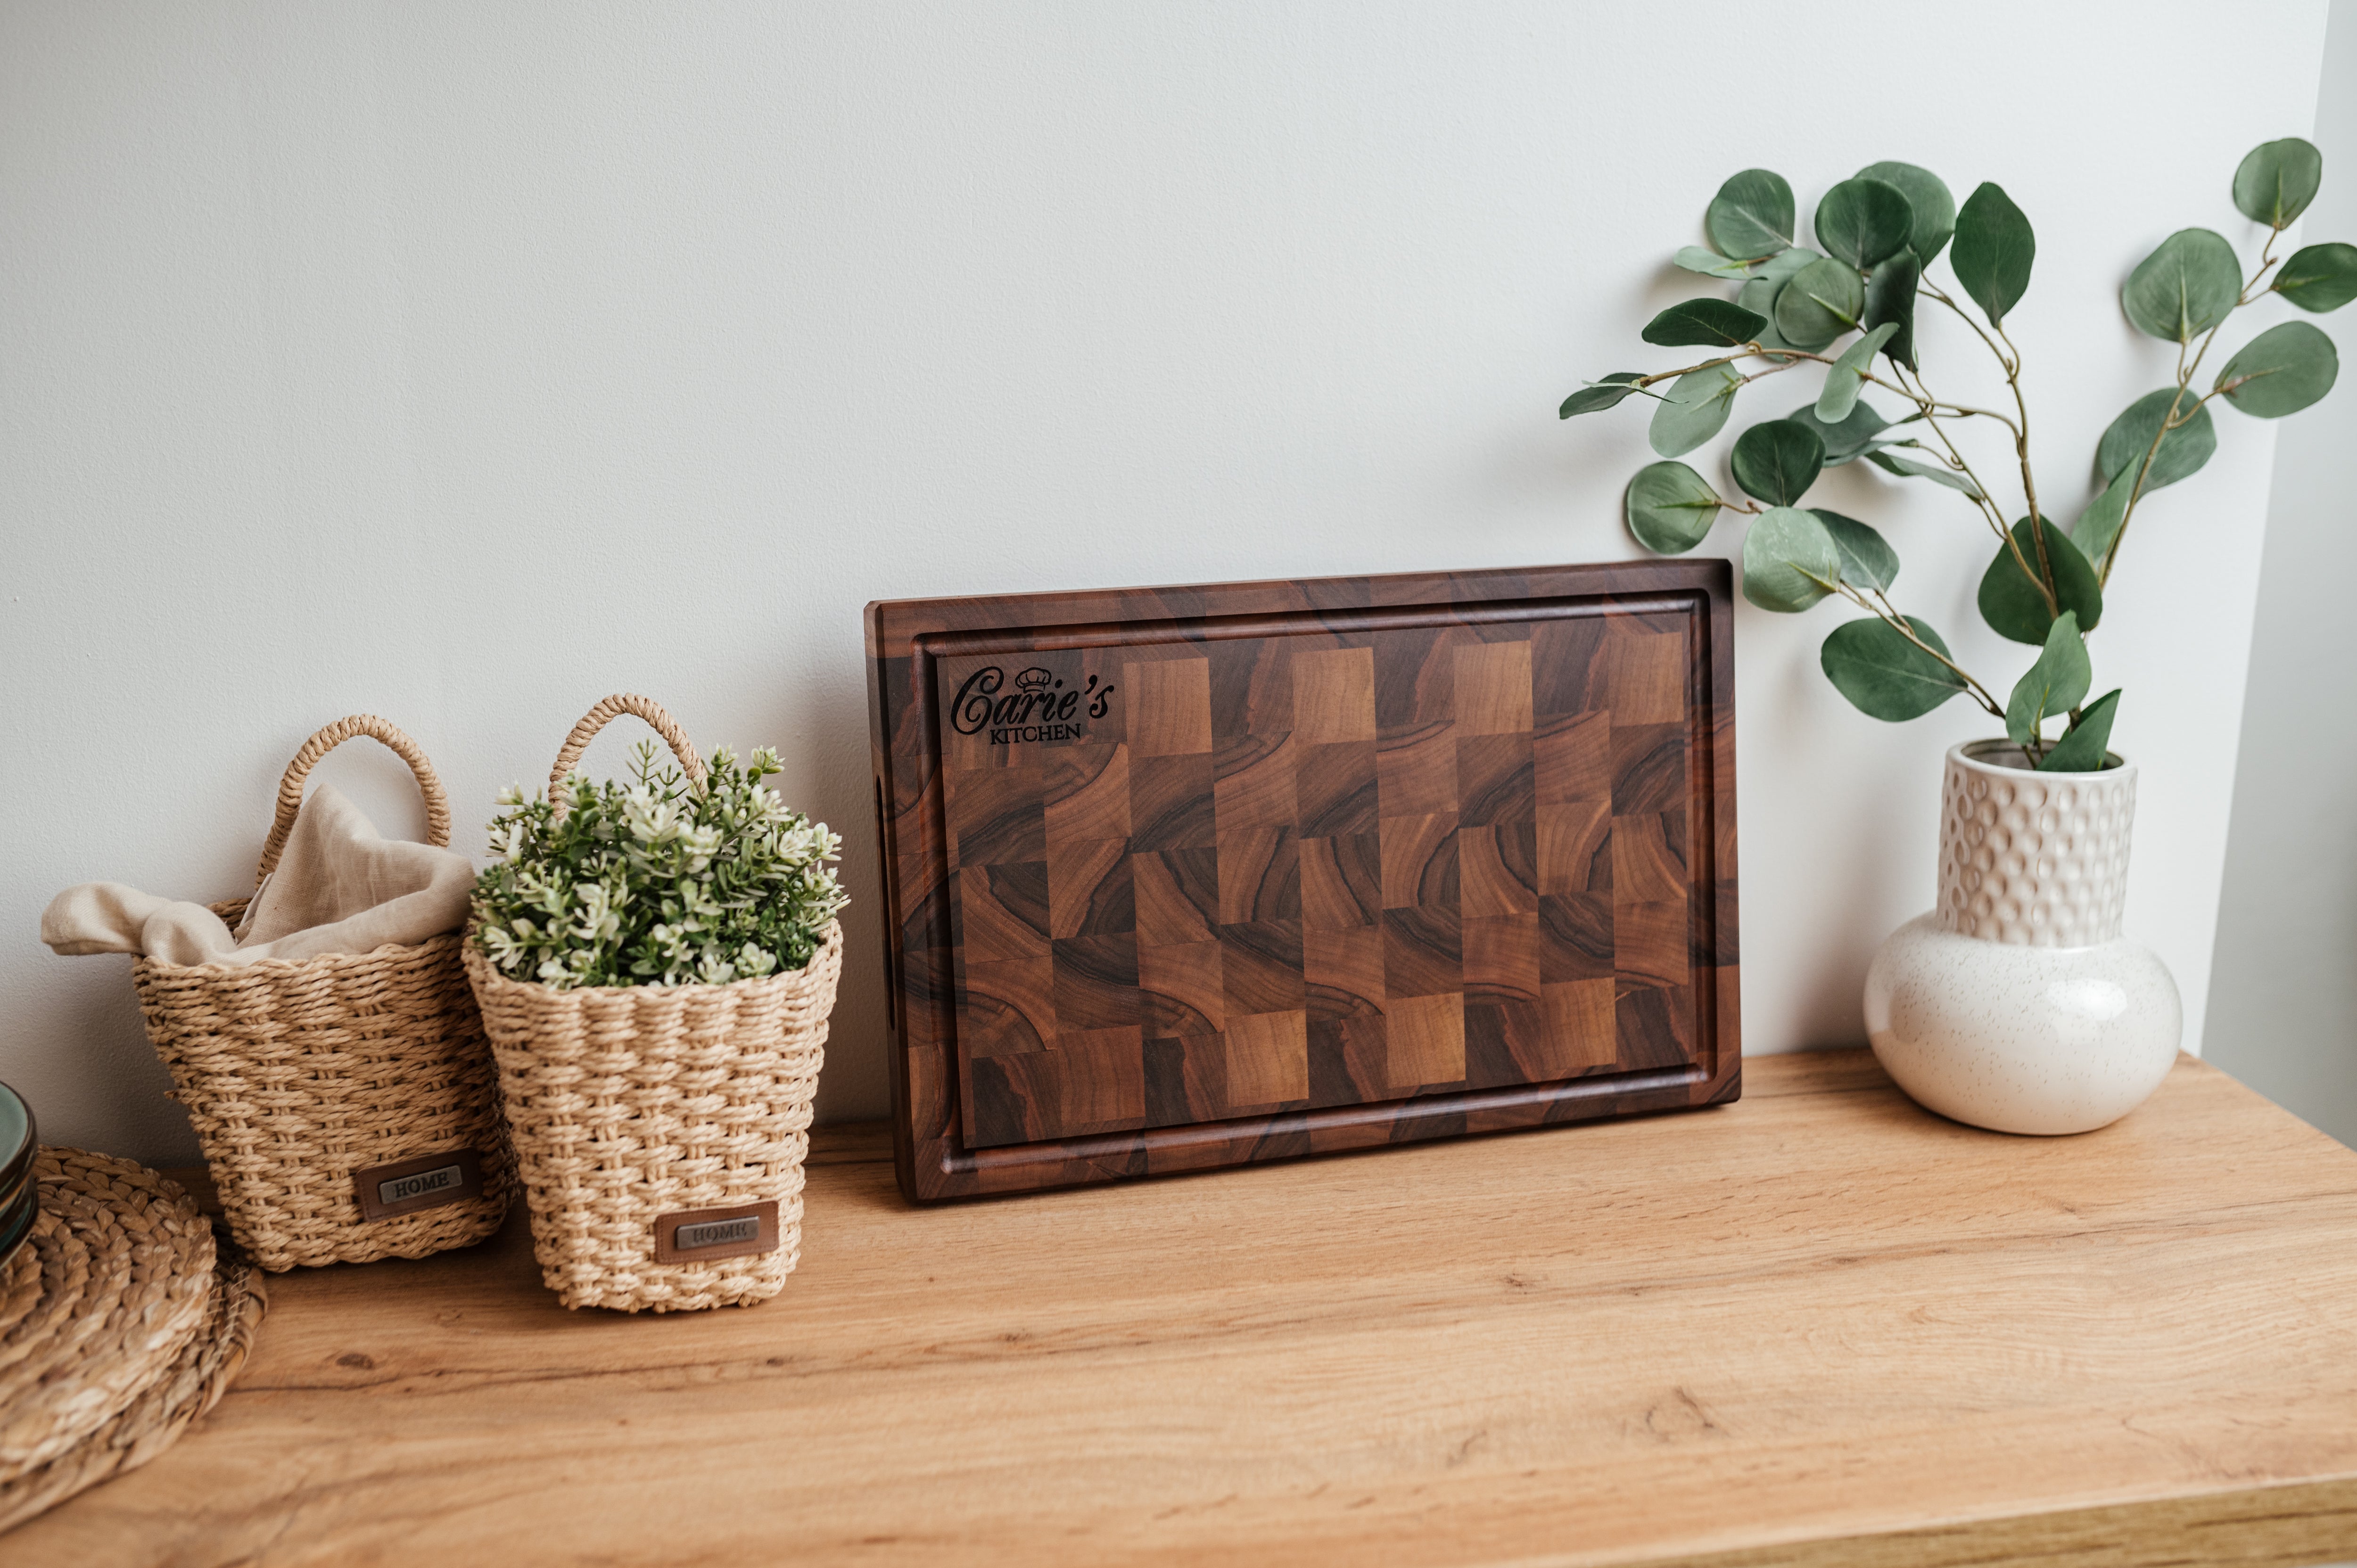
[0,1233,265,1533]
[0,1205,100,1388]
[0,1232,49,1351]
[0,1152,223,1485]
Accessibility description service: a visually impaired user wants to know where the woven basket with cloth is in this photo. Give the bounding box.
[43,715,513,1271]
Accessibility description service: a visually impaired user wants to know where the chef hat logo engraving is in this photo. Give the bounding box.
[1013,666,1054,693]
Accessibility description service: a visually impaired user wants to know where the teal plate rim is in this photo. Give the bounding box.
[0,1081,33,1273]
[0,1171,34,1272]
[0,1083,31,1195]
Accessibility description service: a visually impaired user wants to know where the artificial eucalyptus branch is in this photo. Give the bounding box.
[1562,140,2349,769]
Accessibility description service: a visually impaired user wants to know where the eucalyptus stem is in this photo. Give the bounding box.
[1840,583,2004,719]
[1890,361,2063,620]
[2101,225,2288,584]
[1990,319,2045,531]
[1895,298,2069,619]
[1922,280,2018,376]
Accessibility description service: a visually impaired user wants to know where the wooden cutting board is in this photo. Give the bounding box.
[865,560,1738,1201]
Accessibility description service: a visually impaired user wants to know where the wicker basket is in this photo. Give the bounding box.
[463,694,842,1314]
[131,716,512,1272]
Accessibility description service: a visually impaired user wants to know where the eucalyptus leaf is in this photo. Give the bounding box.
[1866,450,1983,497]
[2037,688,2122,772]
[1738,248,1824,356]
[1559,372,1647,419]
[1673,245,1756,280]
[1649,364,1743,457]
[1978,517,2103,644]
[2069,466,2137,563]
[2233,138,2323,229]
[1625,460,1724,555]
[2097,388,2217,490]
[1951,182,2035,325]
[2123,229,2242,343]
[1731,419,1827,506]
[1774,256,1865,351]
[1757,246,1821,288]
[1812,509,1899,592]
[1735,277,1796,354]
[1857,161,1956,262]
[1788,398,1905,465]
[1642,297,1770,348]
[1863,250,1921,369]
[2005,611,2092,746]
[1741,506,1842,612]
[1817,322,1899,423]
[1707,169,1797,262]
[2274,242,2357,312]
[1820,616,1968,721]
[2217,320,2340,417]
[1815,178,1915,270]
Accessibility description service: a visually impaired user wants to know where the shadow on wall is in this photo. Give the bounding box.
[2202,0,2357,1149]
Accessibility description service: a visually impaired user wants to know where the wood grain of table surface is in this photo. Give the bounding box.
[14,1048,2357,1568]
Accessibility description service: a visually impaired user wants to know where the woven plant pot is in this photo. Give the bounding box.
[131,716,512,1272]
[464,694,842,1314]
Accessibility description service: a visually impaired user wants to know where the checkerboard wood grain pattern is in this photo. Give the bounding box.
[868,562,1738,1201]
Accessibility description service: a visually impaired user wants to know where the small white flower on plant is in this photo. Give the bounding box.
[680,825,722,872]
[623,787,682,845]
[570,883,620,944]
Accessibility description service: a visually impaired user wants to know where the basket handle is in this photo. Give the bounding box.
[257,714,451,886]
[547,694,708,821]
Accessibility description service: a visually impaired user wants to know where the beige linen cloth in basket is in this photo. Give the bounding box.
[41,784,474,965]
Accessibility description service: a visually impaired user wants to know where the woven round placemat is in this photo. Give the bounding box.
[0,1212,78,1372]
[0,1232,265,1534]
[0,1152,219,1485]
[0,1242,40,1341]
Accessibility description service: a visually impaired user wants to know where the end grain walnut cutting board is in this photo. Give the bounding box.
[865,561,1738,1201]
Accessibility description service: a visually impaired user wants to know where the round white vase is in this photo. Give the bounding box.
[1864,741,2182,1135]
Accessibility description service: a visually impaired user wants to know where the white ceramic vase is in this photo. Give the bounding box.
[1864,741,2182,1135]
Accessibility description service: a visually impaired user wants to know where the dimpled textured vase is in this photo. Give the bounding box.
[1864,741,2181,1135]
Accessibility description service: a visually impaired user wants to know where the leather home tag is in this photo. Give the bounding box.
[652,1200,779,1264]
[354,1149,486,1223]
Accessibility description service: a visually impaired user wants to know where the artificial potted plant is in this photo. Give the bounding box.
[1561,141,2349,1132]
[464,694,848,1311]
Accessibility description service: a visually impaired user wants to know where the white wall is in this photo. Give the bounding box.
[2207,0,2357,1147]
[0,0,2328,1163]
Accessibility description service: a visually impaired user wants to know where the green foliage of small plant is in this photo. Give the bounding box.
[1563,141,2352,769]
[471,741,847,989]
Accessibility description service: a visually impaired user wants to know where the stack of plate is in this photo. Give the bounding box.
[0,1086,33,1270]
[0,1131,267,1533]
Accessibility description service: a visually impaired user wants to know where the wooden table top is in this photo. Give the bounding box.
[19,1049,2357,1567]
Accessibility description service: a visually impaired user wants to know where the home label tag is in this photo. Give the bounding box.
[354,1149,486,1222]
[652,1200,780,1264]
[383,1163,462,1206]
